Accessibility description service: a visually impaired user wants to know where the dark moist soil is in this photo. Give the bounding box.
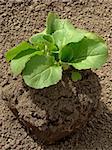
[0,0,112,149]
[2,61,101,144]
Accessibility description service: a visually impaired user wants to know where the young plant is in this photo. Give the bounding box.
[5,12,108,89]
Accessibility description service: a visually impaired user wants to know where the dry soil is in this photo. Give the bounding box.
[0,0,112,149]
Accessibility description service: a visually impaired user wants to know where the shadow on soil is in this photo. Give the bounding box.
[5,69,112,149]
[41,101,112,149]
[25,70,112,148]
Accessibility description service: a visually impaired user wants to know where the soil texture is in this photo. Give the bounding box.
[0,0,112,149]
[2,67,100,144]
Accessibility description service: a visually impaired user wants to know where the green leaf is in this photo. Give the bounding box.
[62,63,69,70]
[46,12,59,34]
[29,33,58,52]
[10,49,42,76]
[76,28,104,42]
[23,55,62,89]
[5,41,34,61]
[29,33,47,50]
[71,71,82,81]
[29,33,53,45]
[47,15,104,49]
[53,19,75,31]
[61,38,108,69]
[53,21,85,49]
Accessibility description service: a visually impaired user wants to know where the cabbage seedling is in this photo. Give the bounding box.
[5,12,108,89]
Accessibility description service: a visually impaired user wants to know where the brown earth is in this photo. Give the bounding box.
[0,0,112,149]
[1,65,100,144]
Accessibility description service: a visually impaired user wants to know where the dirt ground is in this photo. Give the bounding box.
[0,0,112,149]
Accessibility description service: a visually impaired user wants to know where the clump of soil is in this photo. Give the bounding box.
[2,51,101,144]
